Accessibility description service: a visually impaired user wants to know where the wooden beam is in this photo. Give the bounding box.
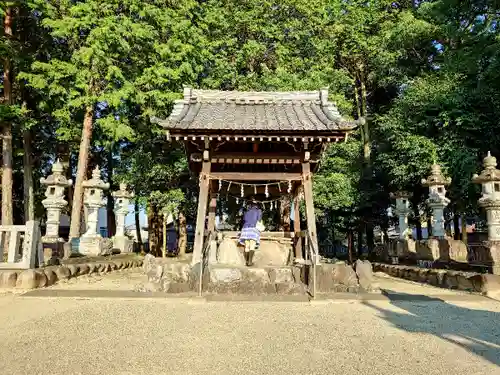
[302,162,319,264]
[209,172,302,181]
[192,161,211,265]
[208,192,217,232]
[210,152,318,164]
[293,192,302,261]
[168,133,346,143]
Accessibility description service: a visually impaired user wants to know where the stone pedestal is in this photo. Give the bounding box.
[396,238,417,260]
[79,235,112,257]
[427,200,448,238]
[417,238,441,261]
[112,183,134,253]
[485,209,500,242]
[481,242,500,275]
[113,236,133,253]
[422,164,451,239]
[40,160,72,262]
[393,192,411,240]
[42,240,64,266]
[79,166,110,256]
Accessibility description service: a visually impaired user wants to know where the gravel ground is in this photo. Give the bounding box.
[0,291,500,374]
[1,269,499,374]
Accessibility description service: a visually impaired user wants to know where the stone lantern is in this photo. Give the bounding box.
[392,191,412,240]
[80,166,110,256]
[40,160,73,262]
[112,183,134,253]
[473,152,500,241]
[472,152,500,274]
[422,164,451,239]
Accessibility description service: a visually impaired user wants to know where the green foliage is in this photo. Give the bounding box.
[376,0,500,216]
[4,0,499,243]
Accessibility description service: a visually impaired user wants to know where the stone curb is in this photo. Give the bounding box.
[372,262,500,300]
[0,257,144,291]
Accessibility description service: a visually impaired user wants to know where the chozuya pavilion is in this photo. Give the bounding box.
[152,87,360,268]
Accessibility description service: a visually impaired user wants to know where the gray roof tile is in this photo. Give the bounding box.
[154,87,358,133]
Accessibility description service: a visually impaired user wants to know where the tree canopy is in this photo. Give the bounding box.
[1,0,499,254]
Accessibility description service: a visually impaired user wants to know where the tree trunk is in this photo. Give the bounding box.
[347,230,354,264]
[59,144,73,216]
[147,203,155,255]
[2,6,14,232]
[157,212,164,258]
[461,214,468,245]
[354,82,362,119]
[148,202,162,257]
[413,205,422,240]
[178,211,187,257]
[134,200,143,253]
[69,106,94,239]
[23,128,35,221]
[453,213,460,240]
[357,66,370,163]
[357,227,364,258]
[162,213,167,258]
[366,221,374,255]
[106,148,116,237]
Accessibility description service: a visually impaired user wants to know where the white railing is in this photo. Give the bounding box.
[0,221,42,270]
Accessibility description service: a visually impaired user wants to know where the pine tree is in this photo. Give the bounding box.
[23,0,201,240]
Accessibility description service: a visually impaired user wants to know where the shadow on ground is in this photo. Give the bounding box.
[364,289,500,367]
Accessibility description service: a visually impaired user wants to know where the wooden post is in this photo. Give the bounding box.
[302,162,319,262]
[162,213,167,258]
[293,191,302,260]
[208,192,217,233]
[192,161,211,265]
[348,230,354,264]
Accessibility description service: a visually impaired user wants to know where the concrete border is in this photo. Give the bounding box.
[18,288,493,303]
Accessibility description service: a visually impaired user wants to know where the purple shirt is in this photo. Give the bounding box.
[242,206,262,229]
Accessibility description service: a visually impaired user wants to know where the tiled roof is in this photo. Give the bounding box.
[153,87,358,133]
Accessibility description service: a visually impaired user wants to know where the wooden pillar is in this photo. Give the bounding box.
[293,191,302,260]
[208,192,217,233]
[302,162,319,262]
[192,161,211,265]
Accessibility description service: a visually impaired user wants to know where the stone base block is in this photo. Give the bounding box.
[253,240,291,267]
[216,238,246,266]
[269,267,294,284]
[113,235,133,253]
[355,259,374,291]
[42,240,64,266]
[275,282,306,295]
[79,235,112,256]
[416,239,440,261]
[309,262,359,293]
[416,238,468,263]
